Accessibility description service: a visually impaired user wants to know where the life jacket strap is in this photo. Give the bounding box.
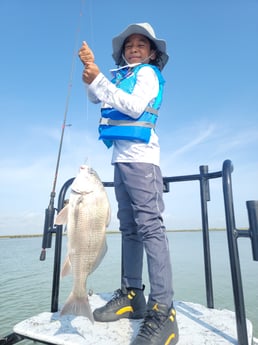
[99,117,155,128]
[145,106,159,115]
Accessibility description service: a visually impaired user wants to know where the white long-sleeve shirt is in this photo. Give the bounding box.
[87,65,161,166]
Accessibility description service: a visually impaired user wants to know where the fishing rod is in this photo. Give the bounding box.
[39,1,85,261]
[39,119,69,261]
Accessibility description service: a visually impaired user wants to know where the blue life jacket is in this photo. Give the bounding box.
[98,64,165,148]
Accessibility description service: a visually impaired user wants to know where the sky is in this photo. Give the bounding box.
[0,0,257,236]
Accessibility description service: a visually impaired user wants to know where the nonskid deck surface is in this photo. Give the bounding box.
[13,294,254,345]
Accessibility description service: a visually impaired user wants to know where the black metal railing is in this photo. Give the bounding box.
[44,159,258,345]
[222,160,258,344]
[1,159,257,345]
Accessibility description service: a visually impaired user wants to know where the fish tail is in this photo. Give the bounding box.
[60,292,94,323]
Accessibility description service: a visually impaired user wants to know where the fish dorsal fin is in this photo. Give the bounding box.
[61,255,72,277]
[90,240,108,273]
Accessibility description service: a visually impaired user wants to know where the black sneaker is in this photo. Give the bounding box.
[130,301,179,345]
[93,286,147,322]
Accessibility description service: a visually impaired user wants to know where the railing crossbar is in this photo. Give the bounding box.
[47,160,255,345]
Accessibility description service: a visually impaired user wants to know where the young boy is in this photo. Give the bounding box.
[79,22,179,345]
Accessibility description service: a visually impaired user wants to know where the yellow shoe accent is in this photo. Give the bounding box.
[169,308,176,321]
[171,308,176,316]
[128,290,136,300]
[165,333,176,345]
[152,303,160,311]
[169,315,175,322]
[116,306,133,315]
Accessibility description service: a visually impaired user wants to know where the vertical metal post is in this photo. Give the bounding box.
[222,160,248,345]
[51,225,63,312]
[50,177,74,312]
[199,165,214,308]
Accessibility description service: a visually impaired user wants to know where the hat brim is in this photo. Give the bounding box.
[112,24,169,70]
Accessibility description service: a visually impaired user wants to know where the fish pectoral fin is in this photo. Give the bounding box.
[55,205,69,225]
[61,256,72,277]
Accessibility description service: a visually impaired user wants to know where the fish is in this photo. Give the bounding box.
[55,164,110,322]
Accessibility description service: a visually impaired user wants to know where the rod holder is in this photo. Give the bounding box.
[39,206,55,261]
[246,200,258,261]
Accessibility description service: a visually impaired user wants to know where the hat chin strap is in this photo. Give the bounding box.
[121,51,156,66]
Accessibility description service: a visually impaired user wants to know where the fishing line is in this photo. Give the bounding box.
[40,0,86,260]
[51,0,85,198]
[77,0,95,168]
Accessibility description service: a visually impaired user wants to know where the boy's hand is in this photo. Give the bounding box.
[82,62,100,84]
[78,41,95,65]
[79,41,99,84]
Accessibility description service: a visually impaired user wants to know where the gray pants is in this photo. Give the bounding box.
[114,162,174,307]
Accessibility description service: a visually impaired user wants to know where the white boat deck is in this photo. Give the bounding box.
[13,294,256,345]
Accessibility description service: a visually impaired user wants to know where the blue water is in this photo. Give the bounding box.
[0,231,257,342]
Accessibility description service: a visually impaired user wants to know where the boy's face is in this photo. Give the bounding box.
[123,34,156,65]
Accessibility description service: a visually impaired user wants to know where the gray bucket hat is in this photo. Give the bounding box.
[112,22,169,70]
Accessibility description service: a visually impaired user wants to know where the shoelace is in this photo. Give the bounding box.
[107,289,125,306]
[139,309,167,337]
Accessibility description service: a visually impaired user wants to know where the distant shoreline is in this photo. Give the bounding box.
[0,228,237,239]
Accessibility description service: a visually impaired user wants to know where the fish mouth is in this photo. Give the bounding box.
[72,189,93,195]
[80,165,96,175]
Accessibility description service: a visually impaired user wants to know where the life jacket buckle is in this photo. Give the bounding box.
[99,117,110,125]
